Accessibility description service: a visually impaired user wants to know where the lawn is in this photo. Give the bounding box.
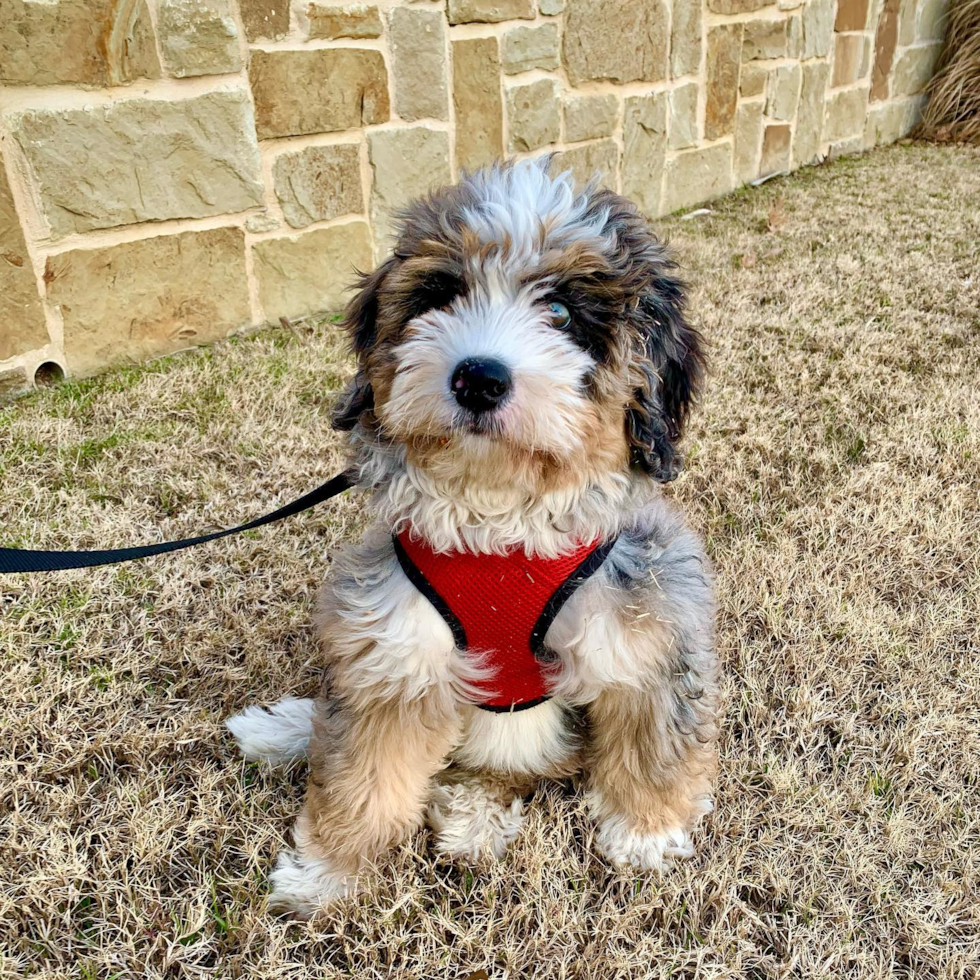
[1,143,978,979]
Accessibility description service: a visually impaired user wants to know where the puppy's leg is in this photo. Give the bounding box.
[426,770,534,862]
[270,695,458,917]
[586,685,717,873]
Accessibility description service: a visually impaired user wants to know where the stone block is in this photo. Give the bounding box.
[369,129,452,248]
[1,154,48,362]
[245,212,280,233]
[802,0,834,59]
[740,64,768,97]
[158,0,241,78]
[671,0,702,77]
[832,33,871,87]
[835,0,870,30]
[240,0,289,40]
[917,0,948,40]
[564,0,668,85]
[708,0,774,11]
[828,136,864,158]
[563,94,619,143]
[307,3,383,39]
[871,0,901,101]
[254,223,373,321]
[901,0,920,44]
[273,143,363,229]
[540,0,563,13]
[10,91,263,238]
[448,0,534,23]
[892,43,942,96]
[507,80,561,153]
[502,23,560,75]
[706,25,742,140]
[390,7,449,122]
[793,60,830,166]
[735,101,764,183]
[743,18,789,60]
[863,99,913,146]
[760,123,791,174]
[823,86,869,142]
[553,140,619,191]
[767,64,802,120]
[668,83,699,150]
[902,93,925,131]
[0,368,29,397]
[47,228,250,377]
[622,93,667,218]
[663,144,734,214]
[453,38,503,172]
[250,48,389,139]
[788,14,803,58]
[0,0,160,87]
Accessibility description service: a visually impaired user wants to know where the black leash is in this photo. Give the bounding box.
[0,470,355,574]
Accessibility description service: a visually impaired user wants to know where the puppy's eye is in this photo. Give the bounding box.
[410,273,463,318]
[547,301,571,328]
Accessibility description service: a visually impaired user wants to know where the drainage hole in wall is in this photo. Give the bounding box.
[34,362,66,388]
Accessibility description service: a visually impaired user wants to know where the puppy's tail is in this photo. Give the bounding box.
[226,696,315,764]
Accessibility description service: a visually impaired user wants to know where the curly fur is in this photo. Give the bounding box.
[227,158,719,918]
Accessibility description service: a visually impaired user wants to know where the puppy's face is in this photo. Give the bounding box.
[335,161,704,489]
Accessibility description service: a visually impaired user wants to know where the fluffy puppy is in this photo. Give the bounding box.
[227,159,719,918]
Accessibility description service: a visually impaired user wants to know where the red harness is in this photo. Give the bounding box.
[394,529,617,711]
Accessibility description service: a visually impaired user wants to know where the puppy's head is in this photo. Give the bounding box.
[334,159,704,489]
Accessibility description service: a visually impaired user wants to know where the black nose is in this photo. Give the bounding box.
[450,358,512,414]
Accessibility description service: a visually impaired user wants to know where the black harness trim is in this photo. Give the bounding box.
[476,696,552,714]
[528,535,619,656]
[391,533,468,651]
[392,532,618,713]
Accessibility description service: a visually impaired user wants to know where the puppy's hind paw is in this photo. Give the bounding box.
[427,780,525,862]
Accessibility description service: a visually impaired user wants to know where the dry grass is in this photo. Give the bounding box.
[2,142,979,979]
[918,0,980,143]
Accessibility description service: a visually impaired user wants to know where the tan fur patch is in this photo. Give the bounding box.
[587,684,719,834]
[300,695,460,871]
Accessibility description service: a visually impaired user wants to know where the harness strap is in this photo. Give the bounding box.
[528,536,618,658]
[0,470,355,574]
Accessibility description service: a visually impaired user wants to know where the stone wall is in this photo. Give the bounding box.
[0,0,947,393]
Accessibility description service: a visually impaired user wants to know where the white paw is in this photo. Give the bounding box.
[226,696,315,764]
[594,818,694,871]
[267,848,356,918]
[588,789,711,872]
[427,781,525,861]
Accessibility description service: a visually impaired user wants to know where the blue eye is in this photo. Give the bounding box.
[548,301,571,328]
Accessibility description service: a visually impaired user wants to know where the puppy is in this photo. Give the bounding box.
[228,159,719,917]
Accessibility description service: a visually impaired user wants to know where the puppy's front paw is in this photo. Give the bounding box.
[593,818,694,871]
[588,789,710,873]
[267,848,356,919]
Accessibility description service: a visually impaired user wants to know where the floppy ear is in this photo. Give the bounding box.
[625,265,705,482]
[331,368,374,431]
[331,257,397,431]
